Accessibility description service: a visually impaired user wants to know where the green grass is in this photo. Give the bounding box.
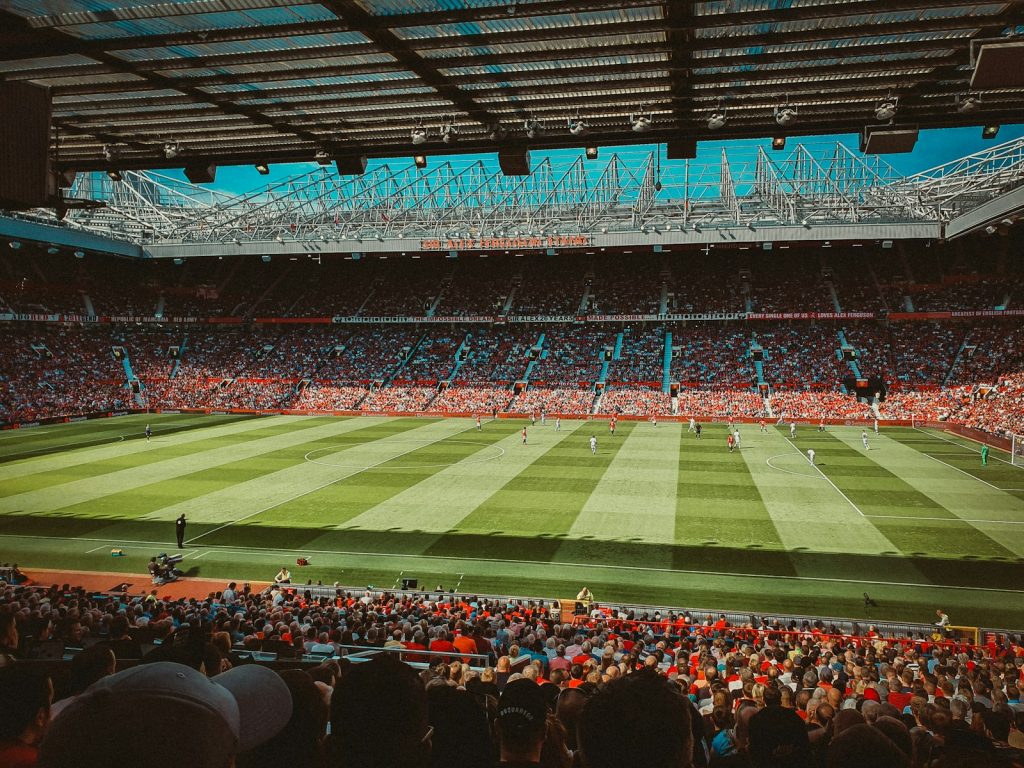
[2,414,1024,629]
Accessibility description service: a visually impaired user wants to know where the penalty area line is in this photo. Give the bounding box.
[914,427,1024,471]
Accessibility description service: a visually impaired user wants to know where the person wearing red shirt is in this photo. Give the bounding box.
[429,629,456,663]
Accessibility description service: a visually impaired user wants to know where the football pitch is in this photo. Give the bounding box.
[2,413,1024,629]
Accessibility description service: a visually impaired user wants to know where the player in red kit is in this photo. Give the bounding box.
[522,427,528,444]
[727,433,735,453]
[609,417,616,436]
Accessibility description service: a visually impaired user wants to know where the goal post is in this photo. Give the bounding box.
[1013,433,1024,467]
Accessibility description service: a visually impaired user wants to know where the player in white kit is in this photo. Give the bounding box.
[862,430,871,450]
[790,422,797,438]
[590,434,597,454]
[807,448,815,465]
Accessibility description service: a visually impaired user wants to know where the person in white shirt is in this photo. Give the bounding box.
[555,417,561,432]
[862,430,871,450]
[935,609,950,628]
[807,448,815,465]
[790,422,797,438]
[688,417,696,432]
[733,428,741,448]
[590,435,597,455]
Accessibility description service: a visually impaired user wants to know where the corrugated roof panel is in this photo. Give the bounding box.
[53,88,183,103]
[694,49,953,75]
[200,71,421,92]
[463,69,668,91]
[419,31,667,61]
[393,5,663,41]
[153,52,397,78]
[356,0,512,13]
[0,54,102,73]
[439,52,668,76]
[112,31,373,61]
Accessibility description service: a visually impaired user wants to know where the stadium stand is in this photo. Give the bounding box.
[3,577,1022,768]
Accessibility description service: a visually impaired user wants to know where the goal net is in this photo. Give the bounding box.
[1013,433,1024,467]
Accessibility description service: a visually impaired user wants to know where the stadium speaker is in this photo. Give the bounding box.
[971,40,1024,89]
[184,163,217,184]
[666,139,696,160]
[401,578,418,590]
[0,81,52,209]
[860,125,918,155]
[498,148,531,176]
[334,154,368,176]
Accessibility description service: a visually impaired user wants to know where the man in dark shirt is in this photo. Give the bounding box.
[175,514,187,549]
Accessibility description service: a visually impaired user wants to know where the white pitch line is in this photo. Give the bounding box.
[3,530,1022,594]
[914,427,1024,470]
[918,450,1023,494]
[784,437,867,518]
[865,513,1024,525]
[0,430,50,441]
[2,434,125,459]
[765,453,825,480]
[185,421,489,545]
[85,543,109,553]
[191,550,211,560]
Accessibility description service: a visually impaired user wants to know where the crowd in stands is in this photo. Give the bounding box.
[670,327,755,388]
[599,386,669,416]
[759,326,844,389]
[605,327,664,383]
[402,332,464,382]
[8,578,1024,767]
[434,258,511,317]
[585,256,662,315]
[454,328,537,383]
[675,389,766,419]
[508,386,596,415]
[511,257,587,316]
[530,327,615,384]
[431,384,514,413]
[362,385,437,412]
[748,255,834,313]
[771,390,874,420]
[290,383,368,411]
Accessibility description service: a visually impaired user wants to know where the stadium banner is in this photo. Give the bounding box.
[418,234,591,251]
[253,316,332,324]
[745,312,876,320]
[950,309,1024,318]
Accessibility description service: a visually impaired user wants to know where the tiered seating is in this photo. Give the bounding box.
[315,327,422,382]
[508,385,595,414]
[433,258,510,316]
[585,254,661,315]
[290,383,367,410]
[877,388,967,421]
[599,386,669,415]
[430,383,512,413]
[452,327,536,383]
[399,331,463,383]
[361,385,436,412]
[748,255,833,313]
[666,260,743,314]
[827,251,886,312]
[769,390,873,420]
[670,326,753,387]
[529,326,615,384]
[511,257,586,316]
[362,261,443,316]
[887,322,963,387]
[952,373,1024,436]
[674,389,764,418]
[605,327,664,384]
[758,325,843,388]
[946,323,1024,386]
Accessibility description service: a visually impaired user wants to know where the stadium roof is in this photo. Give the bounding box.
[2,0,1024,173]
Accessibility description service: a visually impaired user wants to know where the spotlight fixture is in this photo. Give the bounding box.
[46,246,59,255]
[106,169,123,181]
[956,94,981,114]
[568,112,590,137]
[8,241,21,250]
[163,141,183,159]
[314,150,331,165]
[585,146,599,160]
[774,104,798,127]
[488,123,507,142]
[630,108,652,133]
[982,123,1000,139]
[102,144,120,163]
[707,109,727,130]
[411,122,428,145]
[524,117,545,139]
[772,136,786,150]
[985,224,998,234]
[874,96,898,122]
[414,154,427,169]
[440,118,458,144]
[74,250,85,259]
[255,163,270,175]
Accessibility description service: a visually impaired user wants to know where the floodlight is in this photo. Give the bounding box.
[74,250,85,258]
[163,141,183,159]
[772,136,786,150]
[414,154,427,168]
[982,124,1000,139]
[585,146,599,159]
[956,94,981,114]
[568,114,590,137]
[106,169,123,181]
[707,110,727,130]
[985,224,998,234]
[255,163,270,175]
[875,97,898,122]
[411,122,428,145]
[314,150,331,165]
[774,105,797,127]
[630,111,652,133]
[8,241,21,250]
[102,144,119,163]
[488,123,507,142]
[524,118,544,139]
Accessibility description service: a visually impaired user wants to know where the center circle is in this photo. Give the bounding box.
[303,439,505,470]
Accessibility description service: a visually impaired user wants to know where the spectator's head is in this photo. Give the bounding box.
[0,665,52,746]
[426,685,493,768]
[0,612,17,650]
[827,723,910,768]
[748,705,812,768]
[496,678,548,763]
[237,669,329,768]
[578,670,692,768]
[38,661,292,768]
[329,653,430,768]
[66,644,116,695]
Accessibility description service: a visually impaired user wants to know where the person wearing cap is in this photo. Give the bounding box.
[37,661,292,768]
[496,678,548,767]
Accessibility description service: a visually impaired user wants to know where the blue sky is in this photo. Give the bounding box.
[168,123,1024,196]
